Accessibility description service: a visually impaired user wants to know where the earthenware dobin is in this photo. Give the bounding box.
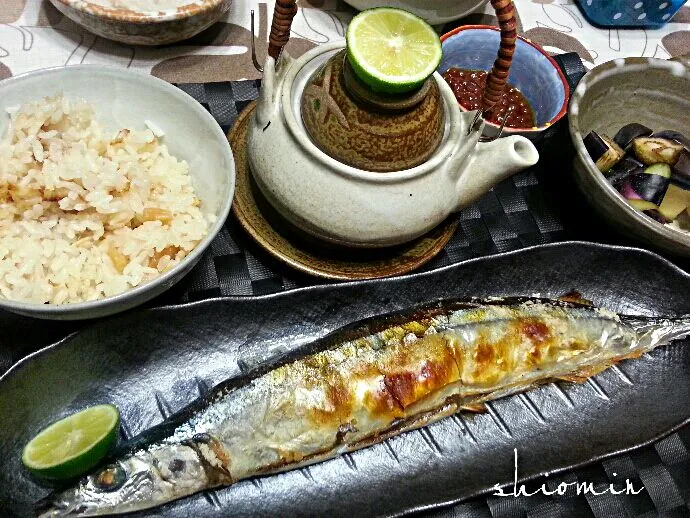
[247,1,539,248]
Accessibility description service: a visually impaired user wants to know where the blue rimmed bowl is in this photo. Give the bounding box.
[439,26,570,141]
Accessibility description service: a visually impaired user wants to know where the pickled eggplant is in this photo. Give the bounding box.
[672,150,690,189]
[652,130,690,151]
[585,122,690,233]
[643,209,670,224]
[606,155,645,188]
[613,123,652,150]
[583,131,625,172]
[632,137,684,166]
[619,163,671,209]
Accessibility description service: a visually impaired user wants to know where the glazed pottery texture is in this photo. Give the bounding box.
[48,0,231,46]
[0,66,235,319]
[440,26,569,139]
[301,51,444,173]
[569,57,690,256]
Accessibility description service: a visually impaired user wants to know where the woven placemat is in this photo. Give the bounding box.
[0,76,688,517]
[161,79,569,302]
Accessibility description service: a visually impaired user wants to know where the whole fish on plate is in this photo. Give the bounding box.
[39,296,690,516]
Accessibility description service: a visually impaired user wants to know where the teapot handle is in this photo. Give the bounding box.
[253,0,297,127]
[268,0,298,60]
[482,0,517,112]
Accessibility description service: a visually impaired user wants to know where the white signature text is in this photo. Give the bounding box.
[492,448,645,497]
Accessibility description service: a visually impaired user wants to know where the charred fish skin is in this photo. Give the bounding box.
[37,297,690,517]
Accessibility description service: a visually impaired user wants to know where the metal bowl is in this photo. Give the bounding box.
[569,57,690,256]
[0,66,235,319]
[48,0,231,46]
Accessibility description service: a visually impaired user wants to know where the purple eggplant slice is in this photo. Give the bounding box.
[584,131,625,172]
[645,163,672,179]
[583,130,608,162]
[619,181,653,208]
[606,155,645,187]
[630,175,669,206]
[632,137,684,166]
[671,149,690,189]
[652,130,690,151]
[623,164,671,207]
[613,123,653,149]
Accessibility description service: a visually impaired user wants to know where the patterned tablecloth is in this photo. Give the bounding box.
[1,1,689,82]
[1,1,689,518]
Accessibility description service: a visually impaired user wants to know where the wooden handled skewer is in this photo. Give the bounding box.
[268,0,298,60]
[481,0,518,113]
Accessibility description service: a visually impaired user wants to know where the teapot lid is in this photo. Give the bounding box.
[300,50,445,173]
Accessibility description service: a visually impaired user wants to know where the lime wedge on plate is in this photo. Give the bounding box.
[22,404,120,480]
[346,7,442,94]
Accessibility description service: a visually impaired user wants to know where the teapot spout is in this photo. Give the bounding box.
[454,135,539,211]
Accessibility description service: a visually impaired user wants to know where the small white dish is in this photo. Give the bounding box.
[0,65,235,320]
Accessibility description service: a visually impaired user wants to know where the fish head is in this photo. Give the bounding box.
[37,444,210,516]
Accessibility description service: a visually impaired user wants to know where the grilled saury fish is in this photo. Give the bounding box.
[39,297,690,516]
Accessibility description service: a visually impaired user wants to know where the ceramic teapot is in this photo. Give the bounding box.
[247,0,539,248]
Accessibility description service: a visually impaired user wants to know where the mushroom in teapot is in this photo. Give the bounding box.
[247,0,539,248]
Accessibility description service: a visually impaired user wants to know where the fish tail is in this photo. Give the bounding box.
[621,314,690,352]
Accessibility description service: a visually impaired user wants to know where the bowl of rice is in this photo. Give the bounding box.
[0,65,234,320]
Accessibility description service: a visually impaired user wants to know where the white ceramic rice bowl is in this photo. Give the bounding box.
[0,66,234,320]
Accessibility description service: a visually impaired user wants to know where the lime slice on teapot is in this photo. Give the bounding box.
[346,7,442,94]
[22,404,120,481]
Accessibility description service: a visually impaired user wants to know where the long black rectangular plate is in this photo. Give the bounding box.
[1,242,688,517]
